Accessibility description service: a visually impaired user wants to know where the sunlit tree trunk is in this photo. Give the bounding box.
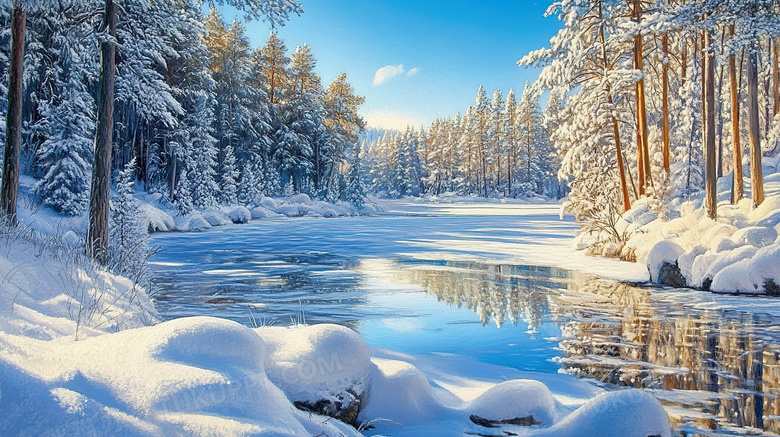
[1,3,25,224]
[87,0,118,263]
[729,26,743,203]
[661,33,671,173]
[747,45,764,208]
[633,0,650,195]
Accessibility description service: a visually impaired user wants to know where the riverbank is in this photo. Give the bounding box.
[578,157,780,294]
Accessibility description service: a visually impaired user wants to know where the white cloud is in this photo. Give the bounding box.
[373,64,406,86]
[406,67,419,77]
[364,110,423,131]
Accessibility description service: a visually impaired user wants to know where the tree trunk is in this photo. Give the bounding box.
[704,29,717,219]
[661,33,671,173]
[774,37,779,117]
[1,5,25,224]
[729,27,743,203]
[634,0,650,195]
[609,93,631,212]
[86,0,118,263]
[747,47,764,208]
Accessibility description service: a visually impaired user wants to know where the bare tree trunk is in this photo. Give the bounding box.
[87,0,118,263]
[634,0,651,195]
[704,29,717,219]
[774,37,779,117]
[609,93,631,212]
[729,28,744,203]
[747,47,764,208]
[662,33,671,173]
[1,4,25,224]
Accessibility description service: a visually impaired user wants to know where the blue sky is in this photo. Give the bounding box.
[219,1,562,130]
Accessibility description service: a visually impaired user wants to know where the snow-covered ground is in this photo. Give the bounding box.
[15,174,383,237]
[0,198,679,436]
[612,157,780,294]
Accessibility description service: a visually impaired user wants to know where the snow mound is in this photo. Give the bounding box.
[536,390,671,437]
[711,244,780,293]
[2,317,362,437]
[226,206,252,224]
[289,193,312,205]
[140,203,175,233]
[466,379,557,425]
[276,204,305,217]
[646,241,684,283]
[361,358,448,425]
[201,210,231,227]
[176,216,211,232]
[260,324,371,420]
[731,226,778,248]
[251,206,281,219]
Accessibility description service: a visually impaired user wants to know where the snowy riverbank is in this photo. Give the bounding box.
[15,174,384,237]
[0,200,677,436]
[581,157,780,294]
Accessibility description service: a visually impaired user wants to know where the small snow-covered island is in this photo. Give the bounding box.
[2,0,780,436]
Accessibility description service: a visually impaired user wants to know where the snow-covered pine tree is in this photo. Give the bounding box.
[109,159,149,280]
[220,144,239,205]
[33,17,95,216]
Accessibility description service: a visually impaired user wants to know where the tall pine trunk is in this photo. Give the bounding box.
[661,33,671,173]
[773,37,779,117]
[609,93,631,212]
[747,46,764,208]
[634,0,650,195]
[87,0,118,263]
[729,27,743,203]
[1,4,25,224]
[704,29,717,219]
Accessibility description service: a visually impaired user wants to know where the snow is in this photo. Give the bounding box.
[612,167,780,293]
[259,324,372,409]
[226,206,252,224]
[465,379,557,425]
[533,391,672,437]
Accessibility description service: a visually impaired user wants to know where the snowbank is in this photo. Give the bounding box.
[589,161,780,294]
[14,175,384,239]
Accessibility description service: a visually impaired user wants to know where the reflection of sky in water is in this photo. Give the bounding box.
[151,250,566,373]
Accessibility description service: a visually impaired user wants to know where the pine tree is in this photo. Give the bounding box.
[109,159,149,280]
[33,19,95,216]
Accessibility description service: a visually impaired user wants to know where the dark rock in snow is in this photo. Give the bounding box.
[294,389,364,426]
[658,262,686,288]
[766,279,780,296]
[469,414,541,428]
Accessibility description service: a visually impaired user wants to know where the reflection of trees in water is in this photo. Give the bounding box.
[398,262,556,332]
[395,261,780,433]
[554,273,780,433]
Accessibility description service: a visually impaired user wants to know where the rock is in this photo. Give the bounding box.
[646,241,685,283]
[658,262,686,288]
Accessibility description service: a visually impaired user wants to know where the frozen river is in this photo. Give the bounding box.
[150,200,780,436]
